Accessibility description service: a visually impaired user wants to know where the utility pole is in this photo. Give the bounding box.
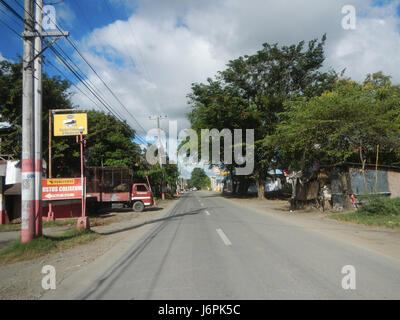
[149,115,167,199]
[21,0,35,243]
[21,0,69,242]
[34,0,43,237]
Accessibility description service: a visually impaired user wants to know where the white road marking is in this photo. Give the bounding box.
[216,228,232,246]
[205,210,210,216]
[200,202,204,206]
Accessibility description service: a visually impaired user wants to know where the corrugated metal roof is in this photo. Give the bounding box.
[4,183,20,195]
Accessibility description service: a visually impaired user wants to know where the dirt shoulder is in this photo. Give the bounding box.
[220,195,400,262]
[0,198,178,300]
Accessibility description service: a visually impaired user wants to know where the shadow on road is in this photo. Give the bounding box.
[79,199,202,299]
[94,207,203,236]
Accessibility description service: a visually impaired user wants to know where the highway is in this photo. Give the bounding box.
[80,191,400,300]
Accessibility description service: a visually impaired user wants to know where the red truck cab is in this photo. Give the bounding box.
[131,183,154,212]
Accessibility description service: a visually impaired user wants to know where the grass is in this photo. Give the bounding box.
[329,197,400,229]
[0,219,77,232]
[0,228,101,265]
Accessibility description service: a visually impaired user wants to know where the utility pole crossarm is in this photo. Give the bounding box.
[23,31,69,68]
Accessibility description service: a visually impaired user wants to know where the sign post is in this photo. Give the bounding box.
[76,128,89,230]
[51,112,89,229]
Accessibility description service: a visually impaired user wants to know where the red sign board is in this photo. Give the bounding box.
[42,178,83,200]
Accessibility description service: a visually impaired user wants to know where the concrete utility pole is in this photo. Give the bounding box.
[21,0,69,242]
[149,115,167,199]
[21,0,35,243]
[34,0,43,237]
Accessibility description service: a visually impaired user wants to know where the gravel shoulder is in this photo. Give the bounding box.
[0,198,178,300]
[219,194,400,262]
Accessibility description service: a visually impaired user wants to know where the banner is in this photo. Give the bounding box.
[42,178,83,200]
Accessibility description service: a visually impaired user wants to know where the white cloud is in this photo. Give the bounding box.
[70,0,400,137]
[329,3,400,82]
[54,2,76,28]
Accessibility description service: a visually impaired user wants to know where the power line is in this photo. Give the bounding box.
[0,13,20,37]
[2,0,149,145]
[32,0,149,136]
[0,2,149,146]
[100,0,162,113]
[1,0,24,23]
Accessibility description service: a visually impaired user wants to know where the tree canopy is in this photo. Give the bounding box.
[188,168,210,190]
[266,73,400,171]
[188,35,337,198]
[0,59,180,192]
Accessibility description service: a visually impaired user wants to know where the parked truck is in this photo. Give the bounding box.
[86,166,154,212]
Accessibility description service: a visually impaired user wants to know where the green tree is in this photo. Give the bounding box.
[188,36,337,198]
[266,74,400,173]
[188,168,210,189]
[0,60,80,176]
[0,59,143,177]
[85,110,141,168]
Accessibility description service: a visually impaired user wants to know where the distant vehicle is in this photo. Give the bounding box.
[86,167,154,212]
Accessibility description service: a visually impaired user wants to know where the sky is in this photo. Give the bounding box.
[1,0,400,177]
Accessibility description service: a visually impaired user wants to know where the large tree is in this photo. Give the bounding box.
[0,59,76,175]
[85,110,141,168]
[266,73,400,172]
[0,59,143,177]
[188,168,211,190]
[188,35,337,198]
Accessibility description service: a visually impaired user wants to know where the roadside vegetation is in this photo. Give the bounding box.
[187,35,400,201]
[0,228,101,265]
[0,60,180,198]
[329,197,400,229]
[0,219,78,232]
[188,168,211,190]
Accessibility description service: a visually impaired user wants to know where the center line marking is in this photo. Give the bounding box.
[216,228,232,246]
[205,210,210,215]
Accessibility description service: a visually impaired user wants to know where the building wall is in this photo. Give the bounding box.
[42,200,82,219]
[387,171,400,198]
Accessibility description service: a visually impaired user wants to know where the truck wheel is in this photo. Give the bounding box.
[133,201,144,212]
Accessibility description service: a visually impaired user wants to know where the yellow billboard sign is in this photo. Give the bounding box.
[53,113,88,136]
[46,178,75,185]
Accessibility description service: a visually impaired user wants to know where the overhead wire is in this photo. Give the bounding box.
[32,0,149,138]
[2,0,149,145]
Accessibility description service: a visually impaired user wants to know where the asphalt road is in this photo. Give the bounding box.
[80,191,400,300]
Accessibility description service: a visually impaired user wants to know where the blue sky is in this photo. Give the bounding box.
[1,0,400,178]
[0,1,138,69]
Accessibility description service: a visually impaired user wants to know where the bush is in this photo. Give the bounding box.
[357,197,400,216]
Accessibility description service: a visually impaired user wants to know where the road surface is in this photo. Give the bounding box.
[79,191,400,299]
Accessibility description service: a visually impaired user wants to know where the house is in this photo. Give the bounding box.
[290,162,400,210]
